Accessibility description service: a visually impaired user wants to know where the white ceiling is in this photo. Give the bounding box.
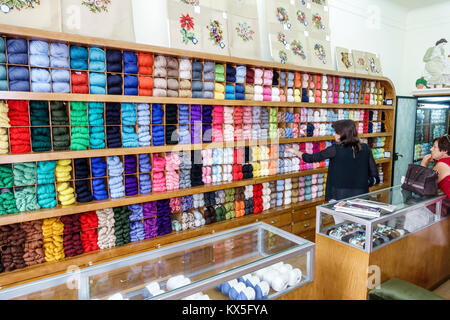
[390,0,450,10]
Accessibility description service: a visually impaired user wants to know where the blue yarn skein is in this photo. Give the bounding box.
[31,68,51,92]
[37,161,56,184]
[50,43,69,68]
[123,51,138,74]
[30,40,49,67]
[122,103,137,125]
[139,174,152,194]
[152,104,164,124]
[129,204,144,221]
[70,46,88,70]
[138,126,151,147]
[152,126,165,146]
[137,104,150,125]
[91,157,107,177]
[124,75,138,95]
[8,66,30,91]
[122,126,139,148]
[89,47,106,72]
[130,220,145,242]
[0,38,5,63]
[92,178,108,200]
[89,72,107,94]
[138,154,152,173]
[7,38,28,64]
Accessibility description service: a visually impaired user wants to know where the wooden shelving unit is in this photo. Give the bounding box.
[0,24,396,288]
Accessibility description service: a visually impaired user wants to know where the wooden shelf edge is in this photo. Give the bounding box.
[0,134,393,164]
[0,91,395,110]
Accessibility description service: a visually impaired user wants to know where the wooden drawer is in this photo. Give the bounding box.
[291,218,316,234]
[299,230,316,243]
[292,206,316,223]
[260,212,292,228]
[279,225,292,233]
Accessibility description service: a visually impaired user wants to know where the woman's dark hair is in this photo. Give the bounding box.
[436,38,448,46]
[332,120,362,152]
[433,135,450,155]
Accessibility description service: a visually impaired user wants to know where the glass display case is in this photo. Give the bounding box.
[414,103,449,165]
[0,222,314,300]
[316,186,447,253]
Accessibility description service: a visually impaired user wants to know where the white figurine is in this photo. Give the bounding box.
[422,38,450,88]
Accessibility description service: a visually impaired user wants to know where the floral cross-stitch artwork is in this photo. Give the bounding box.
[279,50,288,64]
[291,40,306,60]
[207,20,226,49]
[297,10,308,26]
[276,7,291,29]
[314,43,327,64]
[180,13,198,45]
[236,22,255,42]
[312,13,326,30]
[0,0,40,14]
[277,32,288,46]
[82,0,112,13]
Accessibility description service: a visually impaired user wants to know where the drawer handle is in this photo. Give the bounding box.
[304,211,311,215]
[304,224,310,228]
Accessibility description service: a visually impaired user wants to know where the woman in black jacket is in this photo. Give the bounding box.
[287,120,379,202]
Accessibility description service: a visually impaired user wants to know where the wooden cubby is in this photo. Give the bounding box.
[0,24,396,289]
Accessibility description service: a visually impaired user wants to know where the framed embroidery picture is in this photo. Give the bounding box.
[308,3,329,40]
[168,0,202,52]
[270,38,294,65]
[289,34,309,67]
[0,0,60,31]
[266,0,296,31]
[335,47,355,73]
[365,52,383,76]
[61,0,135,42]
[200,7,230,55]
[228,14,261,60]
[292,6,311,33]
[352,50,370,74]
[308,37,332,69]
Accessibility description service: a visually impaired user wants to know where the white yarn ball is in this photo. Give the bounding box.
[287,268,303,286]
[271,275,288,292]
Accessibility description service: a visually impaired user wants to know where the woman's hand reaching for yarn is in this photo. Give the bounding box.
[286,147,303,158]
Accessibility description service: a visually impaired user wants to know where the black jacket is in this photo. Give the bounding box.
[302,143,379,201]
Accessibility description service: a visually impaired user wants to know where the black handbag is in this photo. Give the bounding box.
[401,164,439,196]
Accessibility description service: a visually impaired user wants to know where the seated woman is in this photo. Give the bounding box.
[421,135,450,197]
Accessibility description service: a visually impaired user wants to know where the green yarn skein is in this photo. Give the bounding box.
[0,189,18,215]
[0,164,13,188]
[15,186,41,212]
[13,163,36,186]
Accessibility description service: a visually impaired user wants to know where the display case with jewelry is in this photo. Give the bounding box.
[0,223,314,300]
[316,185,447,252]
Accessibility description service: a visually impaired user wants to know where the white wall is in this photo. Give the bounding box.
[132,0,170,47]
[327,0,408,95]
[400,2,450,95]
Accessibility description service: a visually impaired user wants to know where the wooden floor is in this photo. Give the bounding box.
[433,279,450,300]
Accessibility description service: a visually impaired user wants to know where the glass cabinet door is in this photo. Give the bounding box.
[0,223,315,300]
